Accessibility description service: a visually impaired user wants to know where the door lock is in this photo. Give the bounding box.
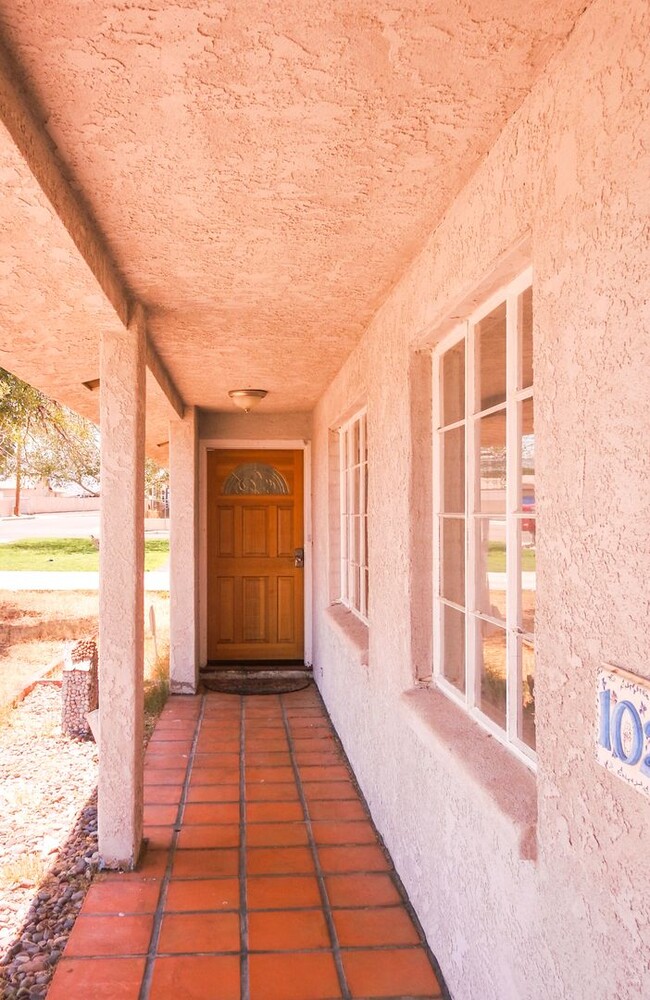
[294,547,304,568]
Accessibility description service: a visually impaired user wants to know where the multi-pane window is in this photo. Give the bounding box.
[340,410,368,622]
[434,270,535,763]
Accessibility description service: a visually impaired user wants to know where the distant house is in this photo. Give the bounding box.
[0,477,100,516]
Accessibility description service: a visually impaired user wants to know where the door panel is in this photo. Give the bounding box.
[242,577,268,642]
[217,578,235,643]
[276,506,294,557]
[207,449,304,662]
[241,507,270,557]
[217,507,235,556]
[277,577,295,643]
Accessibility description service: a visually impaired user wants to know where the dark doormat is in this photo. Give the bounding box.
[202,671,312,696]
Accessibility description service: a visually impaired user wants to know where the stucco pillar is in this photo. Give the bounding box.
[98,307,146,868]
[169,406,199,693]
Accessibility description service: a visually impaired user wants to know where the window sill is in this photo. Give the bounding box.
[400,686,537,861]
[325,603,369,668]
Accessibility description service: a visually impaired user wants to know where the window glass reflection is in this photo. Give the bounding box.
[442,426,465,513]
[520,398,534,510]
[478,621,507,728]
[441,518,465,606]
[520,637,536,750]
[475,518,506,621]
[519,287,533,390]
[442,340,465,426]
[476,302,506,411]
[521,528,535,634]
[479,411,506,513]
[442,604,466,694]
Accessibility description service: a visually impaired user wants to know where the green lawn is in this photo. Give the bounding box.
[488,542,536,572]
[0,538,169,572]
[0,536,531,574]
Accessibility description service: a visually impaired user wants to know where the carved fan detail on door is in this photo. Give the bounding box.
[222,462,290,496]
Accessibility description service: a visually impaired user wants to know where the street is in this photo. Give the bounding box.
[0,510,168,542]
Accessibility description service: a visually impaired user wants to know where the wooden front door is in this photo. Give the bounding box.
[207,449,304,662]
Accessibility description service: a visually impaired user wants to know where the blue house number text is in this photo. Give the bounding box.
[598,690,650,777]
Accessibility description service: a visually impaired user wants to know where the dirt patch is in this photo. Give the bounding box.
[0,591,170,708]
[0,592,99,626]
[0,606,40,624]
[0,592,98,708]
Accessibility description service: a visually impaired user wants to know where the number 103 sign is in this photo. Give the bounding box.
[596,665,650,799]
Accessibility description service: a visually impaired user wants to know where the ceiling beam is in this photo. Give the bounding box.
[145,330,185,421]
[0,34,130,327]
[0,31,186,421]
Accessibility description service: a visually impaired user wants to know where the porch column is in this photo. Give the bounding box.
[169,405,199,693]
[98,307,146,868]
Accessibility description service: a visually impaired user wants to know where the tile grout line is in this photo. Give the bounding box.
[138,696,207,1000]
[239,694,250,1000]
[375,858,450,1000]
[280,693,351,1000]
[306,687,450,1000]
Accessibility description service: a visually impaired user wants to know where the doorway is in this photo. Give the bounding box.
[206,449,305,664]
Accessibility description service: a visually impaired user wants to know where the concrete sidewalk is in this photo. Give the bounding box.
[0,570,169,591]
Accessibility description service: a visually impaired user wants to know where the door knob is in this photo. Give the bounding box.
[294,547,304,568]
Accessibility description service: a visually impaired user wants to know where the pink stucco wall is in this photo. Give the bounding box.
[311,2,650,998]
[199,410,312,442]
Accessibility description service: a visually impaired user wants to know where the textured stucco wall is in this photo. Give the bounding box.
[0,61,180,459]
[0,0,588,414]
[98,306,146,868]
[311,2,650,998]
[199,409,312,442]
[170,406,199,693]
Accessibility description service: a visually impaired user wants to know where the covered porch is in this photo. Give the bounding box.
[47,689,445,1000]
[0,0,590,873]
[1,1,649,998]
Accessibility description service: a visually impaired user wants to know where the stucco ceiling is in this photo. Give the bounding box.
[0,0,588,426]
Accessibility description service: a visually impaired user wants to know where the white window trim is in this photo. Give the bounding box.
[432,267,536,769]
[339,408,368,625]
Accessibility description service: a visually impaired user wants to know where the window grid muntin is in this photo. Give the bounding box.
[434,269,535,766]
[339,409,368,623]
[434,324,468,695]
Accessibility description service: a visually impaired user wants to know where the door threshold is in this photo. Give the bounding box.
[203,660,309,673]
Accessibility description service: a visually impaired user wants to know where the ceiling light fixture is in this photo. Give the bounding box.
[228,389,268,413]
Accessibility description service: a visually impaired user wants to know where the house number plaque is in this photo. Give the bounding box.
[596,665,650,799]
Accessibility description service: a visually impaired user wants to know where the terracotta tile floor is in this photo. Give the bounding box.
[48,687,447,1000]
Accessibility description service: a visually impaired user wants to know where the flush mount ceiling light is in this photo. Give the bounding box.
[228,389,268,413]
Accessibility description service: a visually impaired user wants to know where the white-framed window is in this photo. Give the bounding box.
[433,268,535,764]
[339,409,368,622]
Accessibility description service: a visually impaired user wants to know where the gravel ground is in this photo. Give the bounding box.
[0,684,99,999]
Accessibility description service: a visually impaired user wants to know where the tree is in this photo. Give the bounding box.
[0,368,100,514]
[145,457,169,495]
[145,458,169,517]
[31,410,100,497]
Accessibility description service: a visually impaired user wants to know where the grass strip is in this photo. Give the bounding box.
[0,537,169,572]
